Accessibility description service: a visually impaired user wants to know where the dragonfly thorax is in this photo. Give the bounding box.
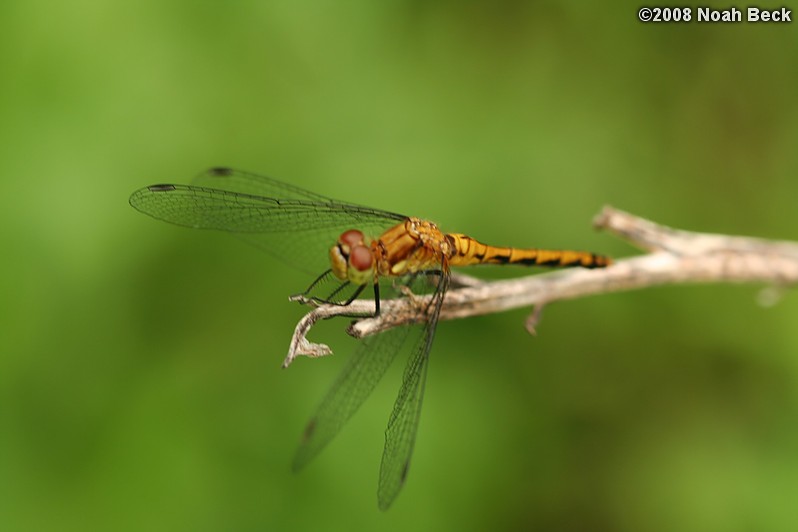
[372,217,451,277]
[329,229,375,285]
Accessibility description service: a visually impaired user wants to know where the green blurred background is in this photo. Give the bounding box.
[2,1,798,530]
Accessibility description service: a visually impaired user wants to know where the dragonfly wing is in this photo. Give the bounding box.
[191,167,342,203]
[292,318,415,471]
[377,267,450,511]
[292,270,448,504]
[190,168,408,225]
[129,170,406,275]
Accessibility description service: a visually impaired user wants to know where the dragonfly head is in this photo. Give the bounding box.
[329,229,374,285]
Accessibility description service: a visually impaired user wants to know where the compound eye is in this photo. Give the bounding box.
[339,229,365,251]
[349,245,374,272]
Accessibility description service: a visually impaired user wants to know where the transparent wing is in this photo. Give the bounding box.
[129,168,407,274]
[292,270,448,508]
[291,318,415,471]
[190,167,344,203]
[377,267,449,511]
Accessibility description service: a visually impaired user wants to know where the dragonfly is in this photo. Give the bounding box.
[129,167,612,510]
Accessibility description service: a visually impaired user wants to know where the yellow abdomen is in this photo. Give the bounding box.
[446,233,611,269]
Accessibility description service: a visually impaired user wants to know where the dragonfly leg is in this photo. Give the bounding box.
[373,282,381,317]
[421,269,444,282]
[398,284,418,300]
[324,280,352,303]
[341,283,366,306]
[397,270,442,297]
[294,271,368,310]
[302,282,373,319]
[402,269,446,311]
[297,269,334,298]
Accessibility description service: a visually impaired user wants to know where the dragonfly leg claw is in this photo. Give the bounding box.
[289,293,314,305]
[398,284,426,308]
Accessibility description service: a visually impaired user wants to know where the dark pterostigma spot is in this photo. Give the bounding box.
[302,418,316,443]
[209,166,234,176]
[147,184,177,192]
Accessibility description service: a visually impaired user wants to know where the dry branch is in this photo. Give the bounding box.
[282,206,798,368]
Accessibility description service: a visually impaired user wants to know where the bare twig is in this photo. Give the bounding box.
[282,206,798,367]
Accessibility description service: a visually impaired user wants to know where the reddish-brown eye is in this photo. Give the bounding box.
[349,245,374,272]
[339,229,364,249]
